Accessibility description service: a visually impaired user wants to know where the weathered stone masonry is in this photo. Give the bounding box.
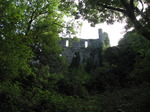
[59,29,105,67]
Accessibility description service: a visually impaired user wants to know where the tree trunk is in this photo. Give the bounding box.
[132,18,150,41]
[120,0,150,41]
[127,9,150,41]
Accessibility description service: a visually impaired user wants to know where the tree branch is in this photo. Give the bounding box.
[130,0,134,9]
[26,11,36,36]
[130,0,146,18]
[97,3,126,14]
[139,0,144,12]
[130,0,144,15]
[120,0,130,9]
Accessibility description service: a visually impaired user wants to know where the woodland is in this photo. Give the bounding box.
[0,0,150,112]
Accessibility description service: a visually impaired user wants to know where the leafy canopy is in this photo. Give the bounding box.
[63,0,150,41]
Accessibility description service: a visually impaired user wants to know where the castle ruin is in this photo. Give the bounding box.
[60,29,106,68]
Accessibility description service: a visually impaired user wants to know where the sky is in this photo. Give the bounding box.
[77,20,126,46]
[75,1,147,46]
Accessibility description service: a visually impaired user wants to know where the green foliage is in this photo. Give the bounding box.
[97,83,150,112]
[73,36,80,42]
[102,32,110,48]
[0,82,23,112]
[121,31,150,83]
[86,66,109,93]
[0,0,33,81]
[58,65,89,98]
[0,0,150,112]
[64,0,150,40]
[70,52,80,68]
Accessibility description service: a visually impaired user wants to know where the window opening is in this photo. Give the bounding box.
[66,40,69,47]
[85,41,88,48]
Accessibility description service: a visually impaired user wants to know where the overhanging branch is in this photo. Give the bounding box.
[120,0,130,9]
[97,3,126,14]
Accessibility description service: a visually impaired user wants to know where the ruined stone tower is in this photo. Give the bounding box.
[59,29,105,67]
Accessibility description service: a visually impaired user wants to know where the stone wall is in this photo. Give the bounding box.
[59,29,104,67]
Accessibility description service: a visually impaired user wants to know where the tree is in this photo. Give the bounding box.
[104,44,137,88]
[102,32,110,48]
[0,0,33,81]
[64,0,150,41]
[119,31,150,84]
